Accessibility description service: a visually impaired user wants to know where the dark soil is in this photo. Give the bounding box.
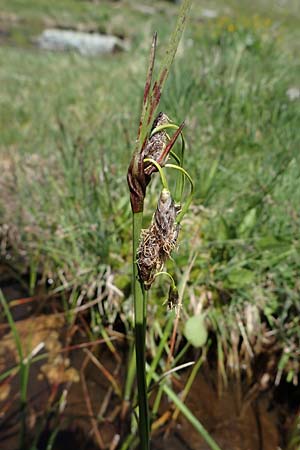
[0,266,299,450]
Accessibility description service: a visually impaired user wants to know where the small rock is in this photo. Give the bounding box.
[286,87,300,101]
[132,4,157,15]
[36,29,129,55]
[201,9,218,19]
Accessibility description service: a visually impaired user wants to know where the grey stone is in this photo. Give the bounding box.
[201,9,218,19]
[36,29,129,55]
[286,87,300,101]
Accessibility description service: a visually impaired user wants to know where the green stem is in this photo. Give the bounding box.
[165,163,194,223]
[174,128,185,201]
[0,290,29,447]
[132,212,150,449]
[153,271,176,288]
[123,342,136,404]
[144,158,169,190]
[150,123,185,202]
[146,315,174,388]
[170,150,181,165]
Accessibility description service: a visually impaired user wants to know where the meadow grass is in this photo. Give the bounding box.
[1,0,299,374]
[0,0,300,446]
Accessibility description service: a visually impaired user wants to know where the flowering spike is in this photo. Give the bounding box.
[137,189,180,289]
[127,112,179,213]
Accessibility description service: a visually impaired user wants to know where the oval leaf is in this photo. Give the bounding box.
[184,314,208,348]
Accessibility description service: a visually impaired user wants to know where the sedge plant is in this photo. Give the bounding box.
[127,1,195,448]
[127,3,225,449]
[127,2,224,449]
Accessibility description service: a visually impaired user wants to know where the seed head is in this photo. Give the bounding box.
[143,112,170,176]
[127,112,170,213]
[137,189,180,289]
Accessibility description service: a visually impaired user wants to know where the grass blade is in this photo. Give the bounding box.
[149,366,222,450]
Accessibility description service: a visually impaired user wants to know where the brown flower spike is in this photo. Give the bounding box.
[143,112,170,176]
[137,189,180,289]
[127,111,184,213]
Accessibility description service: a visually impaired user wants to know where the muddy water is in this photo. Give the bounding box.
[170,371,280,450]
[0,270,297,450]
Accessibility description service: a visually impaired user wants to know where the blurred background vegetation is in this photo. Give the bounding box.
[0,0,299,448]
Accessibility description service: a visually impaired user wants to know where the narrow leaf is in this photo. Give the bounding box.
[137,33,157,144]
[154,0,192,113]
[184,314,208,348]
[140,0,192,147]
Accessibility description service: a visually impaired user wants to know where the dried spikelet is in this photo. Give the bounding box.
[143,112,170,176]
[137,189,180,289]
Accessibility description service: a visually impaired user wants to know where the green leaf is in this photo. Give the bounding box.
[216,217,230,241]
[184,314,208,348]
[237,207,257,237]
[226,268,254,288]
[256,235,291,252]
[201,157,219,198]
[138,0,192,149]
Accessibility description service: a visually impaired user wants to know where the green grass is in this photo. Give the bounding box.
[0,0,300,446]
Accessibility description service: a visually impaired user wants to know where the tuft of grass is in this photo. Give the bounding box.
[0,291,31,446]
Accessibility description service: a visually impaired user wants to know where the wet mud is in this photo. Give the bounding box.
[0,267,299,450]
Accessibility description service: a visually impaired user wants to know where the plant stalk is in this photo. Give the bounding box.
[132,211,150,449]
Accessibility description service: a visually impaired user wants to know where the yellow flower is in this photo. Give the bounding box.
[227,24,235,33]
[264,18,271,27]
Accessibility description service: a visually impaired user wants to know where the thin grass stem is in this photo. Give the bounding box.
[165,163,194,222]
[149,367,222,450]
[172,353,204,421]
[0,290,29,448]
[143,158,169,190]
